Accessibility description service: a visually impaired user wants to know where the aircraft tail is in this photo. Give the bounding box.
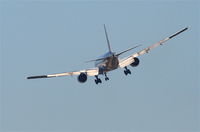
[104,24,112,53]
[116,44,142,56]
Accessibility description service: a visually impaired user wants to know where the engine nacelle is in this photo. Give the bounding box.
[130,57,140,67]
[77,73,87,83]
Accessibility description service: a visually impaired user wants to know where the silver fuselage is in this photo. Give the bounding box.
[95,52,119,74]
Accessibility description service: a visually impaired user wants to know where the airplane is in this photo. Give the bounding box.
[27,25,188,84]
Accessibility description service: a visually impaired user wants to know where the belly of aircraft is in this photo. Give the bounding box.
[105,57,119,71]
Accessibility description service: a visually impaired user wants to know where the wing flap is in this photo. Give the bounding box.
[119,56,134,68]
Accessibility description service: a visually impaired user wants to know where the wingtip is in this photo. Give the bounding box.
[169,26,189,39]
[183,26,190,31]
[186,26,191,30]
[27,75,48,79]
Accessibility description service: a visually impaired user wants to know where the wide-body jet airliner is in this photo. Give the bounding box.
[27,25,188,84]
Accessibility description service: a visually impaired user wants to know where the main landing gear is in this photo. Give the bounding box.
[95,75,102,84]
[124,66,131,75]
[94,73,109,84]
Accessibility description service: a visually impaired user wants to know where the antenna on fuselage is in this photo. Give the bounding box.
[104,24,112,53]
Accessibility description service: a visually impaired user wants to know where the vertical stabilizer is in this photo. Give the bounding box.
[104,24,112,53]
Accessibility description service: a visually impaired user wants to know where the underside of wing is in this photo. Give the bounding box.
[119,27,188,68]
[27,67,99,79]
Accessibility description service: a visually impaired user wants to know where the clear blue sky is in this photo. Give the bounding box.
[1,0,199,132]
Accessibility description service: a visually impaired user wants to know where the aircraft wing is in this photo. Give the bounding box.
[27,67,99,79]
[119,27,188,68]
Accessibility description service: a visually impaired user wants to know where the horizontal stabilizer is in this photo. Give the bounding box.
[85,57,108,63]
[116,44,142,56]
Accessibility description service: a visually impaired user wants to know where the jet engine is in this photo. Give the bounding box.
[130,57,140,67]
[78,73,87,83]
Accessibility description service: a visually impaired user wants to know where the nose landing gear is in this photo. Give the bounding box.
[105,73,109,81]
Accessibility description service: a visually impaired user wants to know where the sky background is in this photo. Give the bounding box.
[0,0,199,132]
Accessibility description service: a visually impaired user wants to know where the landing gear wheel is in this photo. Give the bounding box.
[95,76,102,84]
[105,77,109,81]
[98,78,102,83]
[124,70,128,75]
[127,69,131,74]
[124,67,131,75]
[104,73,109,81]
[95,79,98,84]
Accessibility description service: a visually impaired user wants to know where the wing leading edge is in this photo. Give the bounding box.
[119,27,189,68]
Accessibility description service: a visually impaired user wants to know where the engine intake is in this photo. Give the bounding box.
[130,57,140,67]
[78,73,87,83]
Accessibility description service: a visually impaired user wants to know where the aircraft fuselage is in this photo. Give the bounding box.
[95,52,119,74]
